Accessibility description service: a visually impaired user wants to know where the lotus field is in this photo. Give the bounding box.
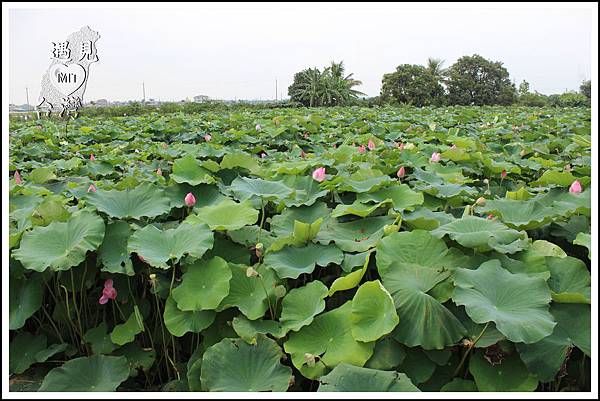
[8,106,592,392]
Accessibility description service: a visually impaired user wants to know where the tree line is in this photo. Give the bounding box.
[288,54,591,108]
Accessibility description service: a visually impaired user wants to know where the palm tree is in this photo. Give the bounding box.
[328,61,366,105]
[426,57,446,78]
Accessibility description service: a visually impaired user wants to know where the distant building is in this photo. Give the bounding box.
[193,95,210,103]
[95,99,109,106]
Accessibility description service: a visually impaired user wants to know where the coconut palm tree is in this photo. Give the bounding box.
[426,57,446,78]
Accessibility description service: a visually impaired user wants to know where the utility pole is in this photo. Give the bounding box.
[275,79,278,102]
[25,87,30,111]
[142,82,146,104]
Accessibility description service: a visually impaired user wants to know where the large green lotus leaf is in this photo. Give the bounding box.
[164,296,216,337]
[284,302,375,379]
[29,196,71,227]
[204,234,251,265]
[365,337,407,370]
[376,230,455,276]
[9,273,44,330]
[280,280,328,331]
[200,335,293,392]
[83,322,118,355]
[530,169,578,187]
[333,169,394,193]
[402,207,455,230]
[270,202,331,237]
[232,316,288,344]
[172,257,231,311]
[546,256,591,303]
[170,155,216,185]
[165,183,227,210]
[573,232,591,258]
[220,152,260,173]
[85,184,171,219]
[279,175,330,207]
[186,198,258,231]
[357,183,424,212]
[127,223,213,269]
[264,243,343,279]
[316,215,395,252]
[329,252,370,295]
[380,260,466,349]
[110,305,144,346]
[229,176,294,202]
[9,332,47,374]
[318,363,419,392]
[469,351,538,392]
[431,216,529,254]
[331,200,392,218]
[476,199,557,230]
[351,280,399,342]
[13,212,105,272]
[218,263,278,320]
[535,188,591,217]
[396,347,437,384]
[449,304,505,348]
[97,221,134,275]
[412,167,477,199]
[453,259,556,343]
[38,355,130,392]
[516,303,589,382]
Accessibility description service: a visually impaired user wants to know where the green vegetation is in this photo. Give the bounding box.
[9,106,591,392]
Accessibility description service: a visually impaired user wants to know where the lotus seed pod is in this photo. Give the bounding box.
[476,197,486,206]
[273,285,287,299]
[383,224,400,235]
[246,266,259,278]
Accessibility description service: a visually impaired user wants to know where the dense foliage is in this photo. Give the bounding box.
[380,64,445,106]
[9,106,591,392]
[287,61,365,107]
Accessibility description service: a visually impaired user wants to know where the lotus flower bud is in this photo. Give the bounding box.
[564,164,572,172]
[430,152,441,163]
[156,168,162,176]
[255,243,264,258]
[87,184,97,193]
[204,134,212,142]
[304,353,317,367]
[397,142,405,151]
[451,144,457,150]
[312,167,326,183]
[483,178,489,185]
[184,192,196,207]
[89,154,95,161]
[501,169,507,179]
[396,166,405,179]
[487,214,494,220]
[368,139,376,150]
[14,170,23,185]
[273,285,287,298]
[569,180,582,194]
[358,145,366,154]
[255,124,262,131]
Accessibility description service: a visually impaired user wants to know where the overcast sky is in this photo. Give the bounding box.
[8,4,594,104]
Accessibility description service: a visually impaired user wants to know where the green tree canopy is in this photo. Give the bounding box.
[446,54,516,105]
[380,64,444,106]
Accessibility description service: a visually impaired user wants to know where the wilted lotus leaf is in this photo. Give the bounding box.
[318,363,419,392]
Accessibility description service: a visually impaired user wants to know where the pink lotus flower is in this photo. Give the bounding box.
[156,168,162,176]
[501,169,507,179]
[184,192,196,207]
[430,152,441,163]
[87,184,96,193]
[89,154,96,161]
[397,166,405,179]
[260,152,267,158]
[368,139,376,150]
[397,142,405,151]
[451,144,457,150]
[99,279,117,305]
[358,145,366,154]
[312,167,326,182]
[256,124,262,131]
[569,180,582,194]
[332,143,337,149]
[14,170,23,185]
[487,214,494,220]
[204,134,212,142]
